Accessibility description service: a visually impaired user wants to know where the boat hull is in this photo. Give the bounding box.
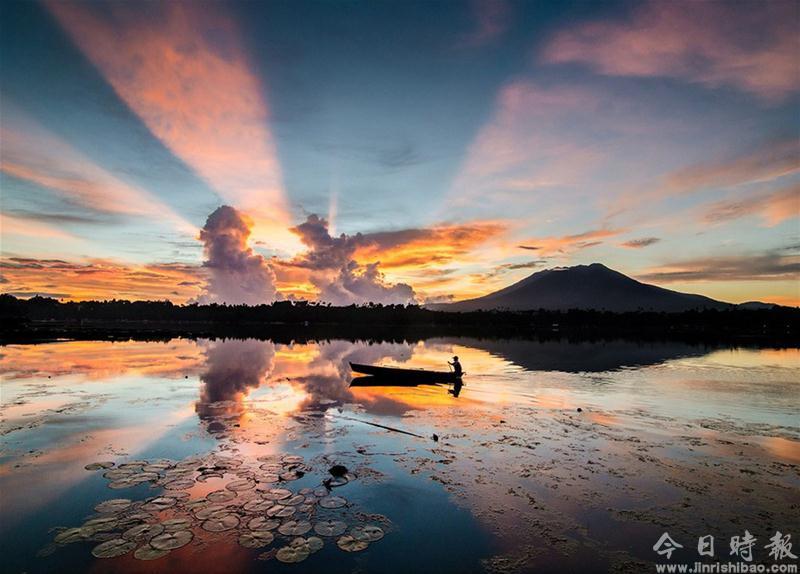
[349,362,461,385]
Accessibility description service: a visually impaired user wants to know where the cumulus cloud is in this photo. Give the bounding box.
[197,205,278,304]
[317,261,416,306]
[196,339,275,420]
[288,214,417,305]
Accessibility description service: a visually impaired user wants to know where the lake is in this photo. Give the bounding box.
[1,337,798,573]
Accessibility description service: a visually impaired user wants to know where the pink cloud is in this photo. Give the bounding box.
[542,0,799,102]
[46,1,292,244]
[702,183,799,227]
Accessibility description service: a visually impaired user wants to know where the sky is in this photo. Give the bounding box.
[0,0,798,306]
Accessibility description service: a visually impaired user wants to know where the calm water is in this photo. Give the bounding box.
[1,338,798,573]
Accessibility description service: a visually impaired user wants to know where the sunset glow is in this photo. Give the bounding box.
[1,0,797,305]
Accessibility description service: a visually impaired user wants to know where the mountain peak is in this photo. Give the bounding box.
[433,263,731,312]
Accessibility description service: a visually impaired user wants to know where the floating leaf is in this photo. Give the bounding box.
[275,543,309,563]
[94,499,132,514]
[91,538,136,558]
[133,544,170,560]
[238,530,275,548]
[150,530,193,551]
[85,461,114,471]
[313,520,347,537]
[318,496,347,509]
[162,478,194,490]
[201,514,239,532]
[54,527,84,544]
[278,520,312,536]
[243,499,274,513]
[122,523,165,542]
[350,525,384,542]
[206,490,236,503]
[306,536,324,553]
[142,497,176,512]
[281,455,304,465]
[282,494,306,506]
[247,516,280,531]
[313,487,330,497]
[266,505,296,518]
[261,488,292,501]
[193,505,230,521]
[225,479,255,492]
[279,470,304,481]
[336,535,369,553]
[161,518,191,532]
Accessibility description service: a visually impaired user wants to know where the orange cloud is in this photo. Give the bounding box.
[46,1,297,251]
[702,183,799,227]
[542,0,799,102]
[1,110,195,232]
[1,257,204,302]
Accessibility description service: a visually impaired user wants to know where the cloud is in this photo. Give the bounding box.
[1,106,195,233]
[638,250,800,282]
[701,183,799,227]
[519,228,623,256]
[46,1,297,250]
[542,0,800,102]
[197,206,278,305]
[663,139,799,195]
[620,237,661,249]
[0,257,203,301]
[317,262,415,306]
[286,215,417,305]
[197,339,275,420]
[458,0,511,47]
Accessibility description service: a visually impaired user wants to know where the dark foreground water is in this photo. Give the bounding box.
[1,338,798,573]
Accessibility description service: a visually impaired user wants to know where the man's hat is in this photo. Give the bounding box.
[453,356,459,360]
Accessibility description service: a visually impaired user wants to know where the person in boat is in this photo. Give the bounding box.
[448,356,463,378]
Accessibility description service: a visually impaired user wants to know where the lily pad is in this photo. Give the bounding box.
[54,527,84,544]
[282,494,306,506]
[243,499,274,513]
[206,490,236,503]
[350,525,384,542]
[261,488,292,501]
[133,544,170,560]
[122,523,165,542]
[306,536,324,553]
[279,470,304,481]
[313,520,347,537]
[281,455,304,465]
[150,529,193,551]
[337,535,369,553]
[226,479,255,492]
[238,530,275,548]
[278,520,312,536]
[318,495,347,509]
[92,538,136,558]
[275,543,309,563]
[201,514,239,532]
[161,518,191,532]
[94,499,132,514]
[266,504,296,518]
[247,516,280,531]
[142,497,176,512]
[193,504,230,520]
[85,461,114,471]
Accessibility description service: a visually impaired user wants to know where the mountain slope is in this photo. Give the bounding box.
[434,263,732,312]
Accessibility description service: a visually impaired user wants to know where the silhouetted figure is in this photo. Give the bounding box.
[448,356,463,377]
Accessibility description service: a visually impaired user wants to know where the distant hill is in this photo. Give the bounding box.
[431,263,734,312]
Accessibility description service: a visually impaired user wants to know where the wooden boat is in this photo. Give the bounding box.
[349,362,462,385]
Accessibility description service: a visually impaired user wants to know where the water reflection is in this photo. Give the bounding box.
[1,337,798,574]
